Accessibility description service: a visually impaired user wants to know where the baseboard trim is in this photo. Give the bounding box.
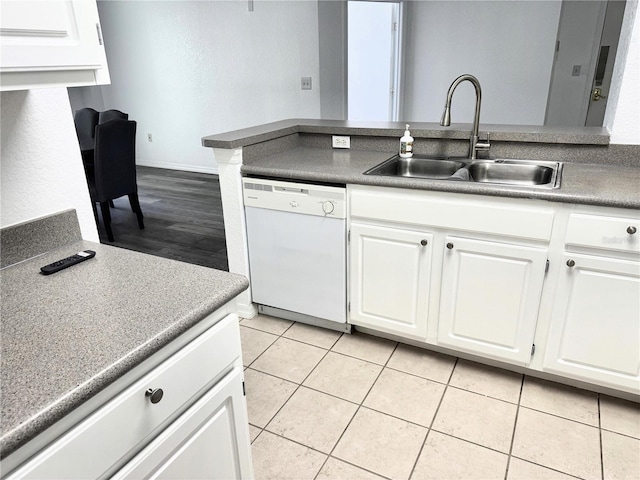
[136,158,219,175]
[237,302,258,319]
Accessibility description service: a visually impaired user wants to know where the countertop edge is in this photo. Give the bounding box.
[202,119,610,149]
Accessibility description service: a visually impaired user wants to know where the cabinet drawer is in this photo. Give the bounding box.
[566,213,640,254]
[6,313,241,480]
[350,187,554,241]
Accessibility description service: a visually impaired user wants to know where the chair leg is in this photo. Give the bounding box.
[100,201,115,242]
[108,200,115,208]
[128,193,145,230]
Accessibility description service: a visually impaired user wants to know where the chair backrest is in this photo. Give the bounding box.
[73,108,99,151]
[93,120,137,202]
[98,109,129,125]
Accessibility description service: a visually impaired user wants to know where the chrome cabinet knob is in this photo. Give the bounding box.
[446,242,454,250]
[145,388,164,404]
[420,239,428,246]
[627,226,637,235]
[566,259,576,268]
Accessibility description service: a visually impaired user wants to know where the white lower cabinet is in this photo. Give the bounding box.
[438,236,548,365]
[4,313,253,479]
[347,185,640,395]
[349,222,432,339]
[543,253,640,392]
[112,368,251,480]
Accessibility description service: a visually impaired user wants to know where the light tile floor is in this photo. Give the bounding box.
[240,315,640,480]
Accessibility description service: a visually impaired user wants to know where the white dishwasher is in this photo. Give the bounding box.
[243,177,349,332]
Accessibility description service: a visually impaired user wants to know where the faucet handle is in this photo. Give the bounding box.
[472,132,491,158]
[476,132,490,150]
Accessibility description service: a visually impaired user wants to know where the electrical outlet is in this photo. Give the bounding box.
[301,77,312,90]
[332,135,350,149]
[147,133,153,142]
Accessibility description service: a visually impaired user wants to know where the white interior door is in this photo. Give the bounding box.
[348,1,401,121]
[585,0,626,126]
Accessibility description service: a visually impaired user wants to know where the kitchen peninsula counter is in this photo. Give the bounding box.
[240,145,640,210]
[0,236,248,459]
[203,119,639,209]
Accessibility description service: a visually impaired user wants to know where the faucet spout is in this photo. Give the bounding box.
[440,74,489,160]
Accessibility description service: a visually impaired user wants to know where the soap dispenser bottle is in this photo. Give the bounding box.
[399,124,414,158]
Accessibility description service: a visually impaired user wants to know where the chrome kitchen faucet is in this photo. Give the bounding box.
[440,74,491,160]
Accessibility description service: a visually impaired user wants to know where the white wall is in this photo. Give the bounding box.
[606,0,640,144]
[402,1,561,125]
[318,0,347,120]
[0,88,99,241]
[77,0,322,174]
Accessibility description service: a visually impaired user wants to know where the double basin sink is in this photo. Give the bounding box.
[364,155,563,189]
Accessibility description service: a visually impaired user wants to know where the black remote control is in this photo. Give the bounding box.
[40,250,96,275]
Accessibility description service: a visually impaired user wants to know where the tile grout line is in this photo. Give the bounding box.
[312,340,400,480]
[254,320,362,477]
[503,373,525,480]
[262,348,338,431]
[508,455,586,480]
[242,317,332,444]
[407,357,460,480]
[598,394,605,480]
[249,364,536,461]
[515,404,604,430]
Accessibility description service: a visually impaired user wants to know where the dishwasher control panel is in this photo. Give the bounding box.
[243,178,346,218]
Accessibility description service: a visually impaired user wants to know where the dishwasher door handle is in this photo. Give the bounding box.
[274,186,309,195]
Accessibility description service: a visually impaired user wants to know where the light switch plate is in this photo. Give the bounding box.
[572,65,581,76]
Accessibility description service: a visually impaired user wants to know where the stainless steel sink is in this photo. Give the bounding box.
[468,160,561,187]
[364,155,563,189]
[364,156,466,179]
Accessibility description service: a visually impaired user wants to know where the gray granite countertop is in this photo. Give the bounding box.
[202,118,609,149]
[0,241,248,458]
[242,146,640,209]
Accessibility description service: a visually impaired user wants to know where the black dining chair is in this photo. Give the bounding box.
[73,108,99,165]
[88,119,144,242]
[98,109,129,125]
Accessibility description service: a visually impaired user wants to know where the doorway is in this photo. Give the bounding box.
[545,0,626,127]
[347,1,402,121]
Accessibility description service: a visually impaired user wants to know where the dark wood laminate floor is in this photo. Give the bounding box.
[96,166,228,271]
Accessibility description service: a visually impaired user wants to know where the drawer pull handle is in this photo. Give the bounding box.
[566,259,576,268]
[145,388,164,404]
[628,226,637,235]
[446,242,454,250]
[420,239,428,246]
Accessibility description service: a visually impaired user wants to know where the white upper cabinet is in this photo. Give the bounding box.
[0,0,110,90]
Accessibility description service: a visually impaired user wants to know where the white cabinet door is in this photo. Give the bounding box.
[113,368,253,480]
[0,0,109,90]
[438,236,548,365]
[543,253,640,393]
[349,222,432,339]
